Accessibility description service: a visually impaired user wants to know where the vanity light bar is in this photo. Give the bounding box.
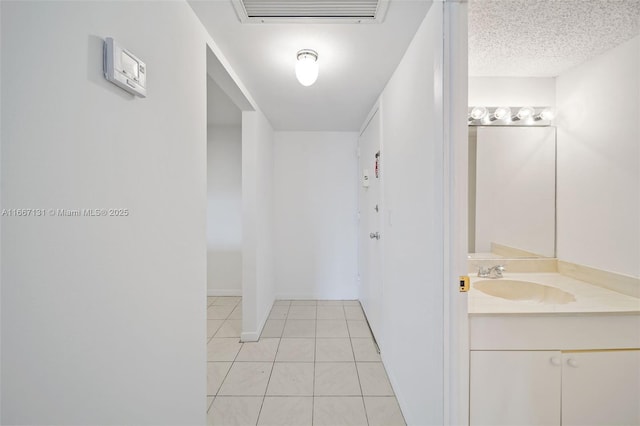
[468,106,554,126]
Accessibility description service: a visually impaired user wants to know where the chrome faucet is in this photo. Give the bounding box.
[478,265,505,279]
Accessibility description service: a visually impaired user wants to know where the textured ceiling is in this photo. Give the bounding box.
[189,0,431,131]
[469,0,640,77]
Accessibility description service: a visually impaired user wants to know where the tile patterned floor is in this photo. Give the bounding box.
[206,297,406,426]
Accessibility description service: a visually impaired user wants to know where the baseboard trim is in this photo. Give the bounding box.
[380,351,411,425]
[240,299,273,343]
[275,293,359,300]
[240,331,259,342]
[208,289,242,297]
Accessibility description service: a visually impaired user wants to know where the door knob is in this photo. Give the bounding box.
[369,232,380,240]
[567,358,578,368]
[550,357,561,366]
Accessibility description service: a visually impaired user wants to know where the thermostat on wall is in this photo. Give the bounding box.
[103,37,147,98]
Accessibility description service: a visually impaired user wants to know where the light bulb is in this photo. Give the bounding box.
[492,106,512,121]
[537,108,555,121]
[470,106,488,120]
[295,49,318,87]
[516,106,535,120]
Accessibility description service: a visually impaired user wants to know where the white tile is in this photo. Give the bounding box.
[347,320,371,338]
[283,320,316,338]
[351,338,381,362]
[315,338,354,362]
[207,396,214,413]
[274,300,291,306]
[208,338,242,362]
[228,306,242,320]
[266,362,314,396]
[207,362,232,396]
[218,362,273,396]
[276,338,315,362]
[344,306,365,320]
[207,396,263,426]
[207,297,217,306]
[207,320,225,339]
[208,305,235,320]
[287,306,316,319]
[235,338,280,362]
[313,397,368,426]
[364,397,406,426]
[316,320,349,338]
[317,300,344,306]
[215,320,242,338]
[314,362,361,396]
[269,305,289,320]
[343,300,361,306]
[258,396,313,426]
[317,306,346,320]
[261,320,285,338]
[357,363,394,396]
[291,300,317,306]
[213,296,241,306]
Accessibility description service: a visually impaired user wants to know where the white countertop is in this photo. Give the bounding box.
[468,272,640,314]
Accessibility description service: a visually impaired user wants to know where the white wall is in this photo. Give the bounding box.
[1,1,210,423]
[469,76,556,107]
[273,132,358,300]
[241,110,276,341]
[207,126,242,295]
[556,35,640,278]
[376,4,445,424]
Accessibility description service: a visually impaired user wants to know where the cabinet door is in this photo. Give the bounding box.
[562,350,640,426]
[470,350,561,426]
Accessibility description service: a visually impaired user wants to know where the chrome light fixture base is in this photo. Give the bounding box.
[297,49,318,61]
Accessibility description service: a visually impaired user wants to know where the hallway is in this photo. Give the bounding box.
[206,298,406,425]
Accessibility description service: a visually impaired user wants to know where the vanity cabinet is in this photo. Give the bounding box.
[561,350,640,425]
[470,350,561,426]
[470,349,640,426]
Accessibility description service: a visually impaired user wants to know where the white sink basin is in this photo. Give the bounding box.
[474,279,576,304]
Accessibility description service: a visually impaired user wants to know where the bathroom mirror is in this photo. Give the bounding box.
[468,126,556,258]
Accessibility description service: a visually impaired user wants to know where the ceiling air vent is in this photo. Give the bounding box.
[231,0,389,24]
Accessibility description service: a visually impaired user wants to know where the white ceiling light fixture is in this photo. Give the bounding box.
[296,49,319,87]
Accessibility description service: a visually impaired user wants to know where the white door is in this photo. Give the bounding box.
[562,350,640,426]
[470,350,562,426]
[358,109,382,341]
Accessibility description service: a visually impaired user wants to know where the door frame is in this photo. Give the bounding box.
[443,1,469,425]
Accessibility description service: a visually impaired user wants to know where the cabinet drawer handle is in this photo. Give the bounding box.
[550,357,561,366]
[567,358,578,368]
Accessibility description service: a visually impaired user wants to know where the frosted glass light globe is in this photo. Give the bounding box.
[493,106,512,120]
[539,108,555,120]
[516,106,535,120]
[470,106,488,120]
[296,50,318,87]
